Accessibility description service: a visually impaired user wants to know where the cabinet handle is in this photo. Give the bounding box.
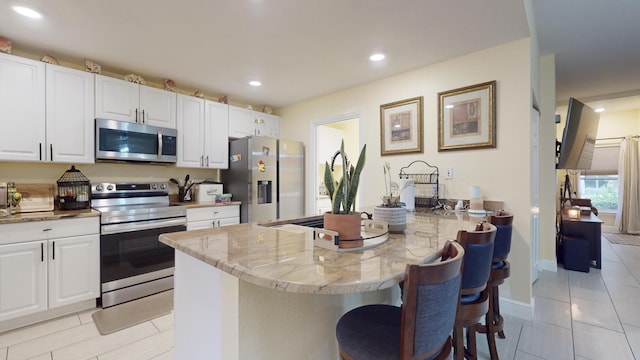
[206,155,209,167]
[39,143,42,161]
[50,144,53,161]
[142,109,145,123]
[41,243,44,262]
[52,241,55,260]
[135,108,139,123]
[200,155,204,167]
[42,228,52,231]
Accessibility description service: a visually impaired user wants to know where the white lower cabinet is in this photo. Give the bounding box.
[0,217,99,323]
[0,241,48,322]
[48,234,100,309]
[187,205,240,230]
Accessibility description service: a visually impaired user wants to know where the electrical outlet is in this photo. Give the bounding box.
[445,167,453,179]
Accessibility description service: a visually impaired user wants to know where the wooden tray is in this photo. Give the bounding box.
[16,183,55,212]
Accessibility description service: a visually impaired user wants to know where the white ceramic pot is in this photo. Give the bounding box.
[373,206,407,233]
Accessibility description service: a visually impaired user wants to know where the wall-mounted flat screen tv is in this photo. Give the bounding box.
[556,97,600,169]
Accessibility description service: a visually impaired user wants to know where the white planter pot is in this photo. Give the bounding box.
[373,206,406,233]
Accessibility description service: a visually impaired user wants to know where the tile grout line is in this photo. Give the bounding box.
[600,243,640,359]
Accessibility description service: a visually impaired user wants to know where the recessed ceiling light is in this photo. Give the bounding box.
[12,5,43,19]
[249,81,262,87]
[594,107,605,113]
[369,53,385,62]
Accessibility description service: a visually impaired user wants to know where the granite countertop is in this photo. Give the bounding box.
[160,210,486,295]
[169,200,241,209]
[0,208,100,224]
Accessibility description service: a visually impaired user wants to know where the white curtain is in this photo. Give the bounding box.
[615,137,640,234]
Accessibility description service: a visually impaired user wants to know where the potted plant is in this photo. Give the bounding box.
[374,162,407,233]
[323,140,366,248]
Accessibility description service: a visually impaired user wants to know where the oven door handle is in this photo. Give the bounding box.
[101,217,187,234]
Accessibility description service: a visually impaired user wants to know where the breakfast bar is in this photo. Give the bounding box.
[160,211,485,359]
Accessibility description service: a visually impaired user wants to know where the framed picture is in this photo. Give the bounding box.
[380,96,423,155]
[438,81,496,151]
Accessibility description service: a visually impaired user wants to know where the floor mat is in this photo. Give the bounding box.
[603,232,640,246]
[92,290,173,335]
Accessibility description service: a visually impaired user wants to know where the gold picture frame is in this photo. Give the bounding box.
[438,81,496,151]
[380,96,423,155]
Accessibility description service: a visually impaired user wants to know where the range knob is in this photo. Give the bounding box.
[151,183,157,190]
[160,183,167,190]
[95,184,103,192]
[106,184,114,191]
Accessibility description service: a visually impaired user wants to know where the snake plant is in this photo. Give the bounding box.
[324,140,366,214]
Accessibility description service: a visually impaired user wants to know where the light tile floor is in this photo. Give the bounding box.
[2,235,640,359]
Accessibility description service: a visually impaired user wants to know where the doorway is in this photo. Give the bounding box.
[308,112,361,216]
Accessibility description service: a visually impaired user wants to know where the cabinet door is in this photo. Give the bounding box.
[95,75,140,122]
[48,234,99,309]
[253,112,280,138]
[176,94,205,168]
[140,85,177,128]
[0,52,45,162]
[0,241,47,322]
[262,113,280,138]
[228,105,254,138]
[187,220,215,231]
[45,64,95,164]
[204,100,229,169]
[218,217,240,227]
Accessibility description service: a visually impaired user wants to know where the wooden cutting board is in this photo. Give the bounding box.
[16,183,55,212]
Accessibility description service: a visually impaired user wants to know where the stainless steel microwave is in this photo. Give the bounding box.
[95,119,178,163]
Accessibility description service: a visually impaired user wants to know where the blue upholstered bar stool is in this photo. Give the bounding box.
[476,211,514,359]
[335,241,465,360]
[453,222,496,360]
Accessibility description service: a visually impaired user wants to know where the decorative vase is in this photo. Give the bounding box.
[373,206,407,233]
[323,212,363,249]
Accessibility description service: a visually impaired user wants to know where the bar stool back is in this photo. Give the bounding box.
[453,222,496,360]
[335,241,465,360]
[477,211,514,359]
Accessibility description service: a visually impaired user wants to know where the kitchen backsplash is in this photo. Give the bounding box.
[0,162,219,195]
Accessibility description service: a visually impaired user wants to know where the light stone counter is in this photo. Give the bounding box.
[0,208,99,224]
[160,210,486,359]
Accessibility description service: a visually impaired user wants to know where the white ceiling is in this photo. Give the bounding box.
[0,0,638,112]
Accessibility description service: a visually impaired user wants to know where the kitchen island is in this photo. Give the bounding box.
[160,210,485,359]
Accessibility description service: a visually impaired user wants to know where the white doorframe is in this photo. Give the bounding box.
[307,111,362,216]
[531,105,540,284]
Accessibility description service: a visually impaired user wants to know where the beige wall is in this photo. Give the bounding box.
[278,38,534,304]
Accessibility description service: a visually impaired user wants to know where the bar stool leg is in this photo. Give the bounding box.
[486,284,500,359]
[453,325,465,360]
[466,326,478,360]
[493,285,505,339]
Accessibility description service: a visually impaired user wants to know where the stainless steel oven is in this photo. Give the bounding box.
[91,182,186,307]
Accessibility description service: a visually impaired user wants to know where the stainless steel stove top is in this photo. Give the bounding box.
[91,182,186,226]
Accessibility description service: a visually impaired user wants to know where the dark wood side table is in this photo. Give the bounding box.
[561,213,603,269]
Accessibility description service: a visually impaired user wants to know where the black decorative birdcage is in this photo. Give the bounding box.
[56,165,90,210]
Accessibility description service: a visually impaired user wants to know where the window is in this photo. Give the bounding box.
[579,174,619,211]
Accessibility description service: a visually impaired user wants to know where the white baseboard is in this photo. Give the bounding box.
[499,296,534,321]
[0,299,96,333]
[538,259,558,272]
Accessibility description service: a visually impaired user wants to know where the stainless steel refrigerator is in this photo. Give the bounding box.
[222,136,305,223]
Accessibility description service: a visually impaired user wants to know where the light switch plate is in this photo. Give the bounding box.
[445,167,453,179]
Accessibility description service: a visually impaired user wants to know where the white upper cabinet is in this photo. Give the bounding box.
[95,75,176,128]
[45,64,95,164]
[0,52,46,162]
[205,100,229,169]
[228,105,280,139]
[228,105,254,138]
[177,94,229,169]
[139,86,177,128]
[177,94,205,168]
